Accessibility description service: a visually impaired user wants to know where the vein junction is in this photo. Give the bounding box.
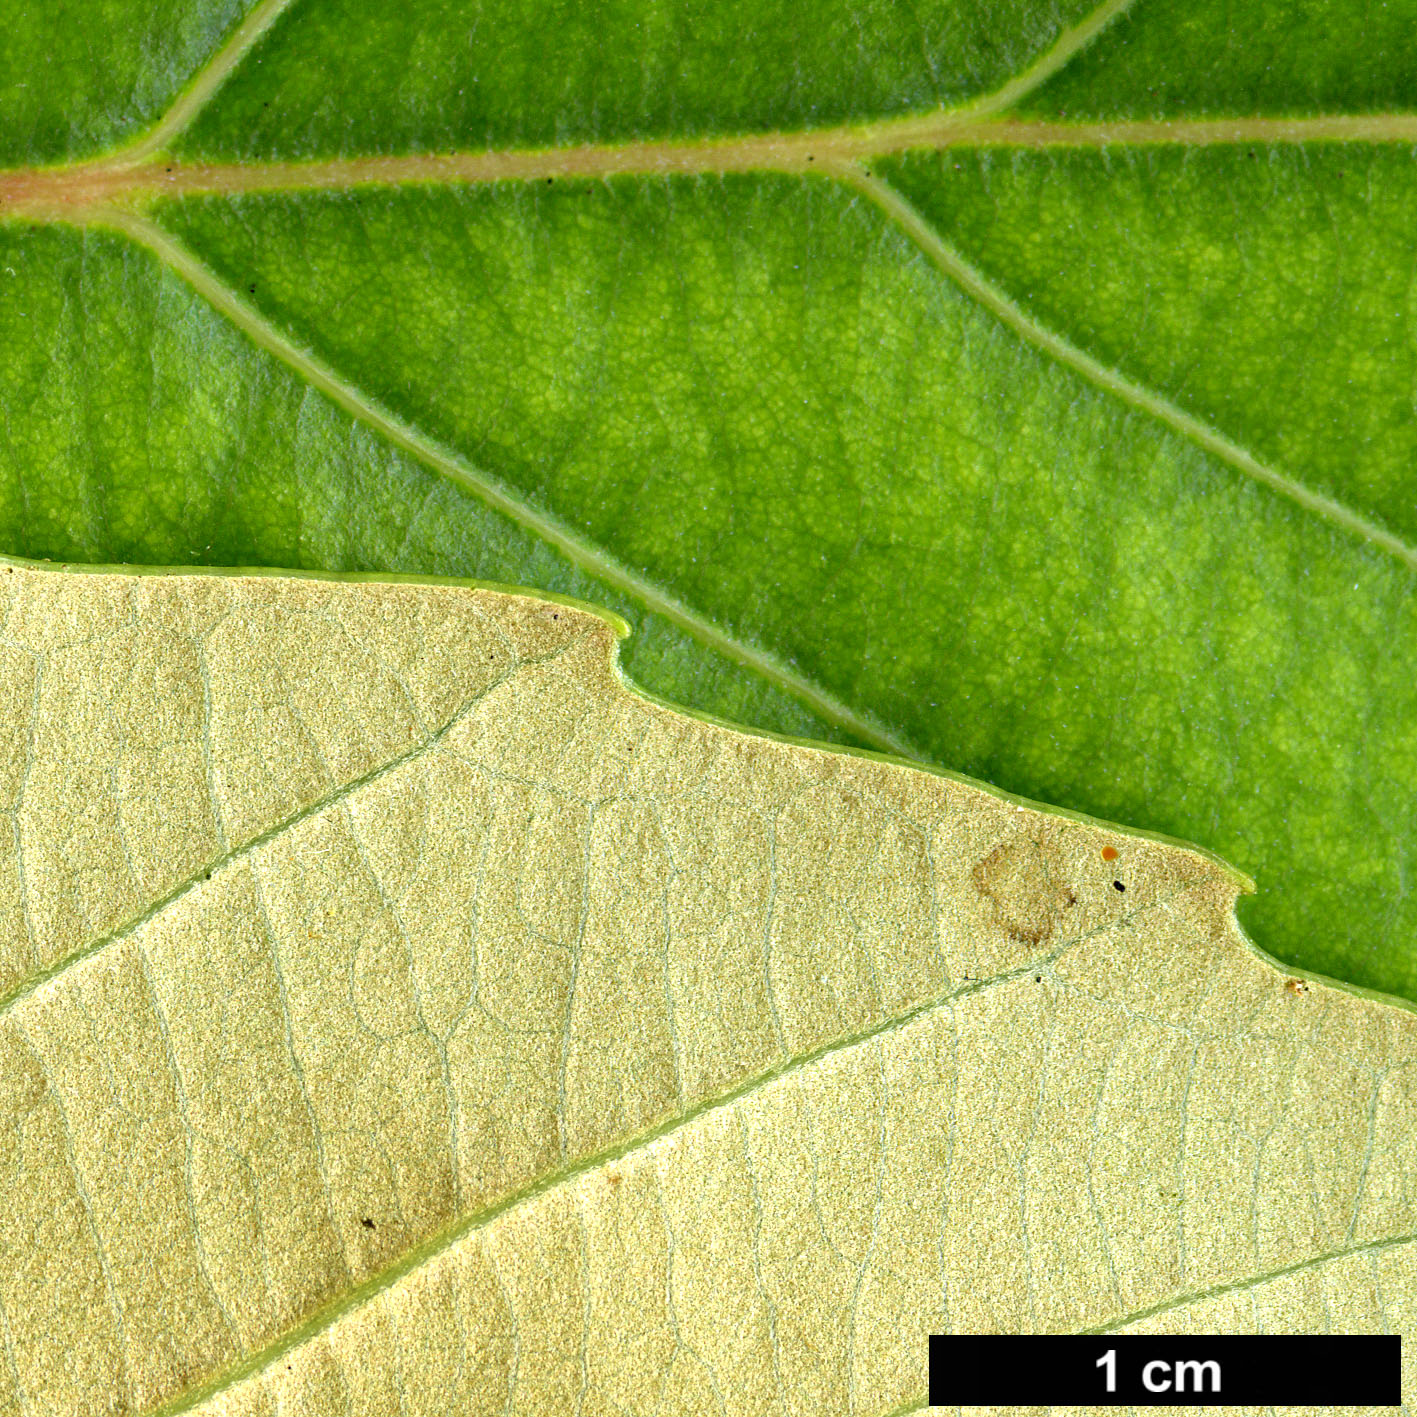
[0,0,1411,218]
[3,0,1413,724]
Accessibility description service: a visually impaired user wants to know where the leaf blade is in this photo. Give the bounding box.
[170,0,1112,159]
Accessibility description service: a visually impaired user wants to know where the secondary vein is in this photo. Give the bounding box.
[843,166,1417,573]
[881,1231,1417,1416]
[0,633,536,1024]
[1081,1229,1417,1334]
[115,0,304,166]
[960,0,1138,118]
[149,941,1073,1416]
[102,209,919,763]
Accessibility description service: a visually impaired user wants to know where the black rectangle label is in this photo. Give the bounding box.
[929,1335,1401,1406]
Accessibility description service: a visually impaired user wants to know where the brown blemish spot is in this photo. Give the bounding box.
[606,1171,622,1188]
[1285,978,1309,996]
[1101,845,1119,862]
[972,838,1074,944]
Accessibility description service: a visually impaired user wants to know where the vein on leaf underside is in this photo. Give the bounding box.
[97,755,1397,1417]
[4,0,1416,753]
[1,572,1326,1415]
[163,1090,1417,1417]
[877,1226,1417,1415]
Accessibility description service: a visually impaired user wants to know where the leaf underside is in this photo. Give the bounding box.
[1,561,1415,1417]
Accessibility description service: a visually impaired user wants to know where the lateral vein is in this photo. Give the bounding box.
[843,167,1417,572]
[0,638,531,1024]
[960,0,1137,118]
[116,0,303,166]
[149,941,1074,1416]
[101,209,918,762]
[1081,1229,1417,1334]
[881,1231,1417,1416]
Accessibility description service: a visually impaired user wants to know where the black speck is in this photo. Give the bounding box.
[1034,975,1042,983]
[1113,880,1126,892]
[248,284,256,294]
[203,871,212,880]
[361,1217,375,1229]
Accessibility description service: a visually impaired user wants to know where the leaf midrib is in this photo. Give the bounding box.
[9,113,1417,216]
[8,0,1139,213]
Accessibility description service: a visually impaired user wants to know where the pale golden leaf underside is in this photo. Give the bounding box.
[0,563,1413,1416]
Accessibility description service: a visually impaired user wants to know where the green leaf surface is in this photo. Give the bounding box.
[176,0,1103,157]
[3,0,1416,1010]
[884,146,1417,542]
[1022,0,1417,118]
[0,0,257,166]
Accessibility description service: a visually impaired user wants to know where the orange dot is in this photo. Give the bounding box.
[1101,846,1119,862]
